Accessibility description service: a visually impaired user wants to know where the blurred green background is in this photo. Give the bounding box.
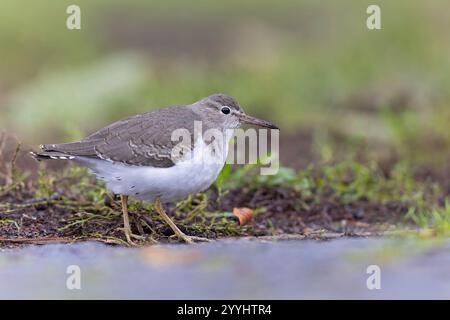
[0,0,449,169]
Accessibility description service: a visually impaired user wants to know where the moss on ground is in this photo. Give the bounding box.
[1,143,448,247]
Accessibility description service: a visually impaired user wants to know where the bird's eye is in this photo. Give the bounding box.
[221,106,231,115]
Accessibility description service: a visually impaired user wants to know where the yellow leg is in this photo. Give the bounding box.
[154,198,211,244]
[120,195,154,245]
[120,195,135,245]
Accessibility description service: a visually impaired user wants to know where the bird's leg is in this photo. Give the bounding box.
[120,195,147,245]
[120,195,135,245]
[154,198,211,244]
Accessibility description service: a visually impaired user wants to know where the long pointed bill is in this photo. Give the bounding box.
[238,113,279,130]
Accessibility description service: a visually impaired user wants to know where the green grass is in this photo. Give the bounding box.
[218,160,440,207]
[405,201,450,237]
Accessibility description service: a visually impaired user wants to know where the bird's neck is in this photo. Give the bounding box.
[189,128,234,166]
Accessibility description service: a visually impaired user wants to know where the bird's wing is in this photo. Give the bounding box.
[41,107,199,168]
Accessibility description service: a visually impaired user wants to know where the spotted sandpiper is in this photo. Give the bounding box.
[31,94,278,244]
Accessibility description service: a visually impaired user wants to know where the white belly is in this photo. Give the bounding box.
[76,135,230,203]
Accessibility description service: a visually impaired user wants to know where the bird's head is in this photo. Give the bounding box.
[193,93,279,130]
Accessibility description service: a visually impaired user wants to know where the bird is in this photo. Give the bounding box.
[31,93,278,245]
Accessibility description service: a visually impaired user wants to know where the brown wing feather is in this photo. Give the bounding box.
[41,106,200,168]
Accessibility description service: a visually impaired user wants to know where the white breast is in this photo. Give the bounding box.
[76,133,232,203]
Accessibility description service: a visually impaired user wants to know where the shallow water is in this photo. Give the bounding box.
[1,238,449,299]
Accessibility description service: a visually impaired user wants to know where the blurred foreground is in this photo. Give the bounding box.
[1,239,450,299]
[1,1,450,170]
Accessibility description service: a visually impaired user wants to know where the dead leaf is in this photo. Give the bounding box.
[233,207,254,226]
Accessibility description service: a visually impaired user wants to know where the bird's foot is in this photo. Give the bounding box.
[124,233,138,246]
[124,236,137,246]
[171,233,212,244]
[130,233,147,241]
[120,228,147,246]
[153,198,212,244]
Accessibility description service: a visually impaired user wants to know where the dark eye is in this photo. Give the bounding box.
[221,106,231,115]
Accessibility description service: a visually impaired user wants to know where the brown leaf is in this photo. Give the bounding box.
[233,207,254,226]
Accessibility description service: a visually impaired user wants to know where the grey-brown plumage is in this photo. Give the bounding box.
[33,94,249,168]
[38,107,199,168]
[31,93,278,245]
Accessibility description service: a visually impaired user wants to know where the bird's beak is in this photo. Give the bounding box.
[238,113,279,130]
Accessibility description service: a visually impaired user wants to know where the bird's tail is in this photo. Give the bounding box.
[30,144,76,161]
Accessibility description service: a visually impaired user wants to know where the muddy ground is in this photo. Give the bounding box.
[0,131,448,248]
